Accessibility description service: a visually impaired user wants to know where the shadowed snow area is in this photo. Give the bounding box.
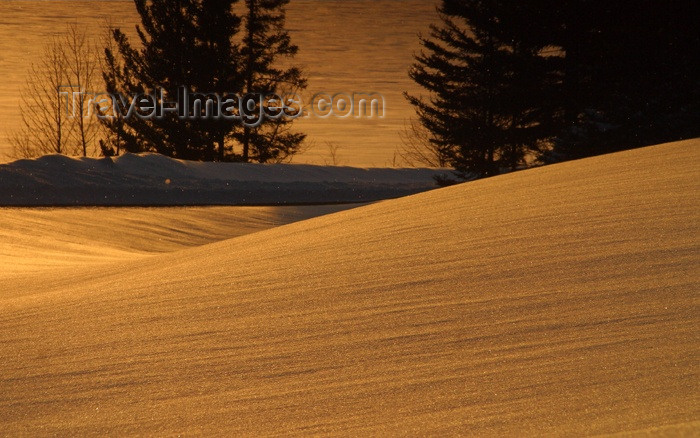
[0,153,445,205]
[0,139,697,435]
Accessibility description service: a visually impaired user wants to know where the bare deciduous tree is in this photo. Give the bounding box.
[10,24,99,159]
[11,36,73,158]
[64,22,99,157]
[397,119,448,168]
[324,141,343,166]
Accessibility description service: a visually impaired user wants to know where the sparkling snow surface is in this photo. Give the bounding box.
[0,140,697,435]
[0,204,360,281]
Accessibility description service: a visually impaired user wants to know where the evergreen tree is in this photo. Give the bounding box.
[545,0,700,161]
[237,0,306,163]
[102,0,305,163]
[412,1,699,169]
[192,0,243,160]
[98,23,134,156]
[102,0,241,160]
[406,0,556,178]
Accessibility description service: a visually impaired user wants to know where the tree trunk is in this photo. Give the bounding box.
[218,133,226,162]
[242,126,250,161]
[242,0,257,162]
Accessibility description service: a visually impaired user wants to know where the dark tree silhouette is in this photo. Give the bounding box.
[545,1,700,161]
[409,1,699,173]
[101,0,242,161]
[102,0,305,163]
[406,0,556,179]
[237,0,307,163]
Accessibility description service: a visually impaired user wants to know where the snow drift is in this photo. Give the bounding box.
[0,139,697,435]
[0,204,359,280]
[0,153,445,206]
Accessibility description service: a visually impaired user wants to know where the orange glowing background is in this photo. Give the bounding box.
[0,0,439,165]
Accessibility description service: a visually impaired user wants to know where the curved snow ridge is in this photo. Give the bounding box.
[0,204,360,280]
[0,153,447,206]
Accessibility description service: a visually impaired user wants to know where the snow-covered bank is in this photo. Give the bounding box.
[0,153,445,206]
[0,139,697,434]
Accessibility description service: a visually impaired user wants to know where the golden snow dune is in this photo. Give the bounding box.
[0,204,358,281]
[1,140,698,435]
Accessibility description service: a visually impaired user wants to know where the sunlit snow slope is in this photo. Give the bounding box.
[0,139,698,435]
[0,204,358,281]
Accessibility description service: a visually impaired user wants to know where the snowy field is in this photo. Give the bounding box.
[0,153,446,206]
[0,139,697,434]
